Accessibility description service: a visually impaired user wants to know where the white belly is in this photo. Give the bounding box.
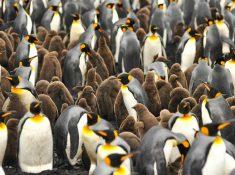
[70,20,85,43]
[225,61,235,93]
[171,117,199,144]
[29,51,38,86]
[143,37,162,72]
[79,53,87,86]
[19,90,37,110]
[0,124,8,165]
[181,38,196,72]
[50,12,61,32]
[224,153,235,175]
[0,167,5,175]
[114,28,123,63]
[65,113,87,165]
[91,35,97,50]
[121,88,138,121]
[26,12,32,34]
[19,117,53,173]
[217,23,230,53]
[202,141,226,175]
[112,9,119,24]
[201,100,212,125]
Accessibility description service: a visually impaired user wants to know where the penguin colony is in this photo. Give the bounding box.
[0,0,235,175]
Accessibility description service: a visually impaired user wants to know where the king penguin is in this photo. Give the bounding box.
[0,111,15,175]
[69,13,85,44]
[142,25,166,73]
[117,73,149,121]
[18,101,53,173]
[225,52,235,94]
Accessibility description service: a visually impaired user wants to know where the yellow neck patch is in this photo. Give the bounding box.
[11,87,24,95]
[180,114,193,121]
[216,20,224,27]
[30,115,44,123]
[149,35,158,41]
[214,136,223,145]
[121,85,128,90]
[102,144,119,151]
[0,122,6,131]
[114,166,127,175]
[82,126,94,136]
[227,59,235,65]
[189,37,196,42]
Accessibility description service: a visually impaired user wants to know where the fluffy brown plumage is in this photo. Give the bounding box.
[169,63,188,89]
[42,31,57,49]
[169,74,183,89]
[119,116,139,137]
[35,80,50,95]
[48,35,65,61]
[86,68,100,92]
[77,98,92,112]
[184,64,197,87]
[0,38,8,68]
[136,28,146,44]
[0,31,13,58]
[114,91,128,127]
[193,83,207,103]
[159,109,173,128]
[129,68,145,85]
[36,26,48,43]
[119,132,141,152]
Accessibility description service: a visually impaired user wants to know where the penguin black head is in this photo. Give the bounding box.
[201,122,231,136]
[93,129,118,144]
[30,101,42,115]
[24,35,40,44]
[80,43,91,53]
[93,22,101,31]
[120,24,128,32]
[0,111,16,123]
[188,29,201,38]
[87,112,100,126]
[106,3,115,9]
[71,13,80,21]
[19,56,36,67]
[13,2,19,12]
[214,55,226,66]
[205,18,214,26]
[225,5,231,11]
[117,1,123,8]
[50,5,59,12]
[4,75,20,87]
[216,13,224,21]
[117,73,134,85]
[198,57,209,63]
[178,101,191,115]
[104,153,134,168]
[203,83,222,99]
[126,18,135,30]
[177,140,190,164]
[150,25,158,34]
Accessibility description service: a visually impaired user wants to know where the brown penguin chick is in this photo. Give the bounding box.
[67,40,79,50]
[143,71,161,116]
[181,97,197,110]
[0,31,13,58]
[35,80,50,95]
[10,32,20,51]
[231,106,235,116]
[76,86,99,113]
[192,83,206,103]
[114,91,128,126]
[42,31,57,49]
[48,35,65,61]
[136,28,146,45]
[37,48,49,76]
[156,80,173,110]
[153,55,168,62]
[184,64,197,87]
[168,87,190,113]
[7,52,16,71]
[51,76,61,82]
[0,38,8,67]
[169,74,183,89]
[58,31,67,40]
[119,116,139,137]
[169,63,188,89]
[7,34,15,50]
[38,94,58,126]
[88,50,109,80]
[0,89,5,110]
[77,98,92,112]
[129,68,145,85]
[1,66,11,98]
[36,26,48,42]
[96,76,121,121]
[136,13,149,33]
[159,109,173,128]
[133,103,159,138]
[86,68,100,92]
[136,7,150,16]
[226,96,235,107]
[97,36,116,75]
[61,103,69,113]
[47,81,74,113]
[4,118,19,167]
[119,132,141,152]
[39,52,62,81]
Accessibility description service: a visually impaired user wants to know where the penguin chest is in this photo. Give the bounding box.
[181,38,196,71]
[26,12,33,34]
[114,28,123,63]
[225,61,235,93]
[70,20,85,43]
[171,116,199,144]
[224,153,235,175]
[201,100,212,125]
[163,139,177,165]
[0,123,7,164]
[17,90,37,110]
[79,53,87,86]
[91,35,97,50]
[143,36,162,71]
[112,9,119,24]
[121,87,138,121]
[19,117,53,173]
[202,140,226,175]
[29,44,37,58]
[50,12,61,32]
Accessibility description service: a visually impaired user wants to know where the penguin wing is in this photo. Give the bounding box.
[167,114,179,130]
[224,139,235,158]
[226,69,234,95]
[128,80,148,105]
[221,36,235,49]
[68,116,80,159]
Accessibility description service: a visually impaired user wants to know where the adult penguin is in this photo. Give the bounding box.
[69,13,85,44]
[41,5,61,32]
[225,52,235,93]
[189,57,212,95]
[81,113,114,175]
[169,100,199,144]
[202,83,235,144]
[0,111,15,175]
[136,126,190,175]
[13,2,33,36]
[118,19,141,73]
[62,43,89,94]
[117,72,149,121]
[177,28,201,72]
[28,0,47,26]
[18,101,53,173]
[142,25,166,72]
[81,9,100,29]
[93,153,133,175]
[54,105,87,165]
[209,56,234,98]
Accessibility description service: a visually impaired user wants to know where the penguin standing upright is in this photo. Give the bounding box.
[0,111,15,175]
[142,25,166,72]
[13,2,33,36]
[69,13,85,44]
[117,73,149,121]
[225,53,235,94]
[18,101,53,173]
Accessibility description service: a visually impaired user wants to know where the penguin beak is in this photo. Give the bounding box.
[3,76,13,81]
[34,101,42,108]
[195,33,202,37]
[203,83,210,91]
[2,111,16,118]
[218,122,230,130]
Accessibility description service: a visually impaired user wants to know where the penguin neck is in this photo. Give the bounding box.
[181,113,191,120]
[114,166,127,175]
[30,114,44,123]
[0,122,6,131]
